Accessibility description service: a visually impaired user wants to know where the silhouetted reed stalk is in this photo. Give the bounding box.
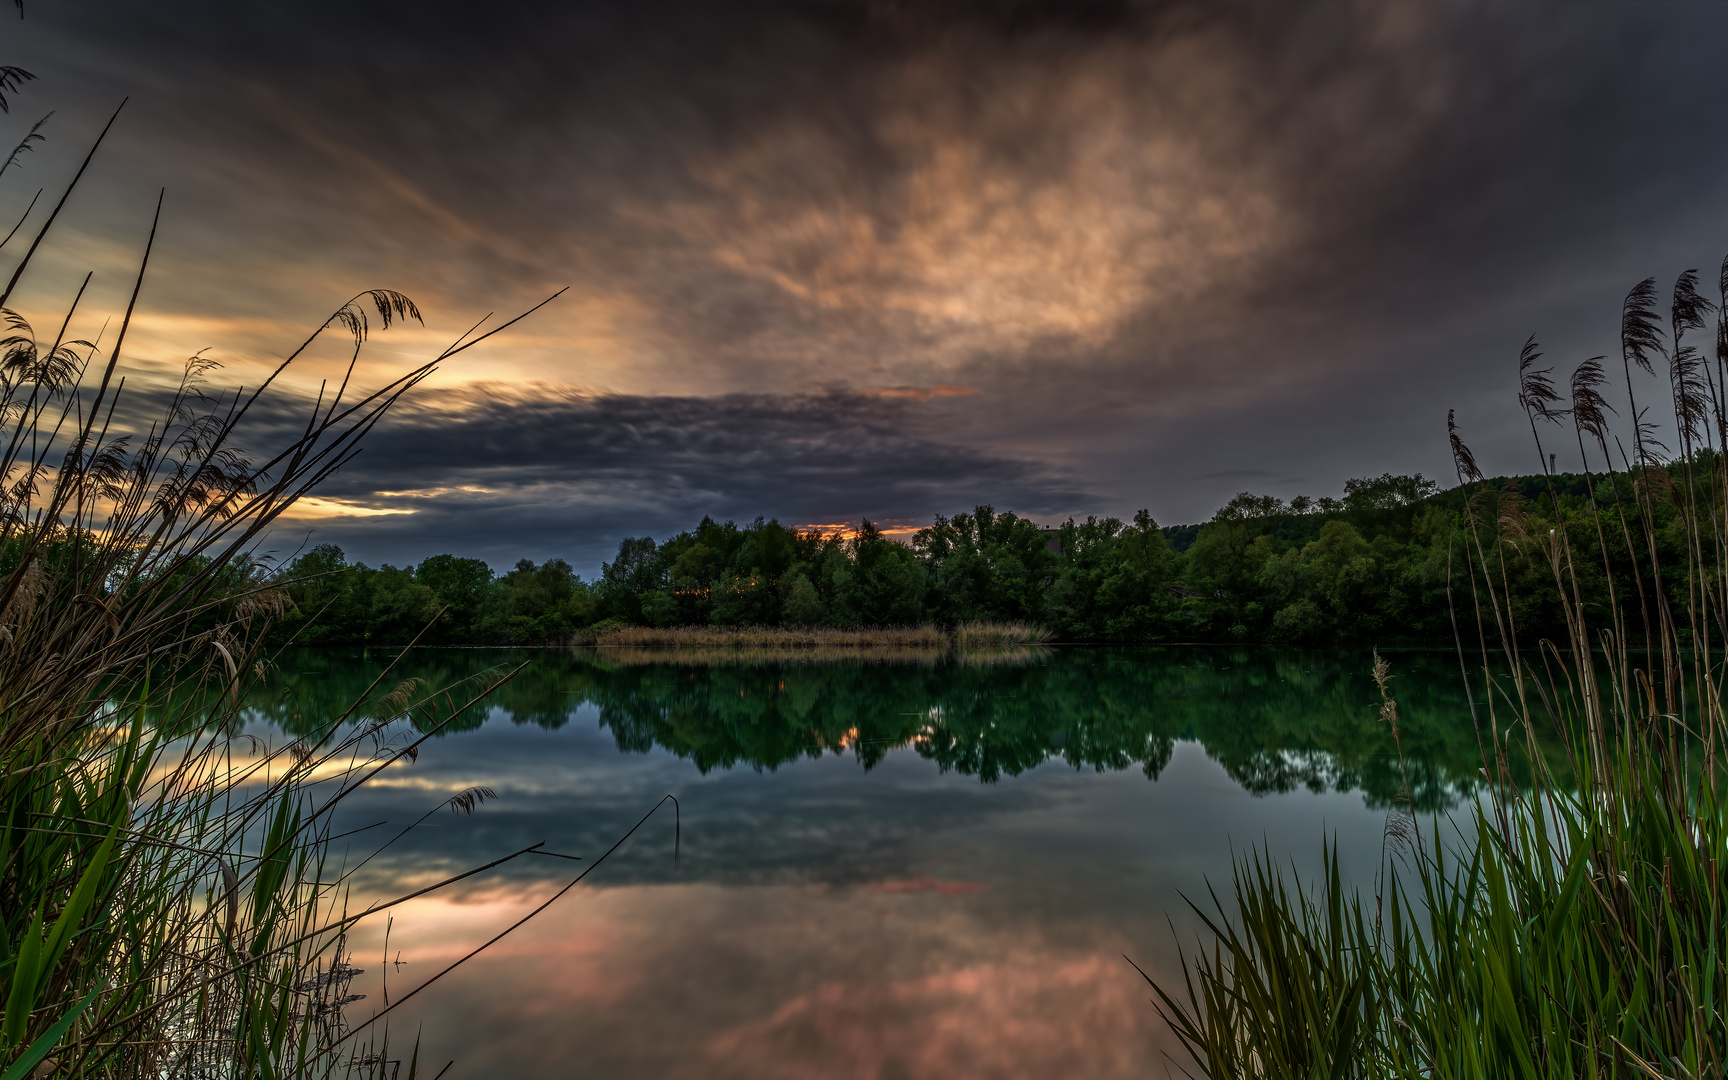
[1146,259,1728,1077]
[0,92,600,1078]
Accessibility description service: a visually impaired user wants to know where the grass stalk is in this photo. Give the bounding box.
[1146,258,1728,1078]
[0,85,566,1077]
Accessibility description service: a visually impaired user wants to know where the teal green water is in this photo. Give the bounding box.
[250,645,1487,1079]
[256,644,1493,804]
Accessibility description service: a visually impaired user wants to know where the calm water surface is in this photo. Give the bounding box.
[247,645,1486,1080]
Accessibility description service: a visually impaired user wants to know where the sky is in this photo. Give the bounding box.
[5,0,1728,573]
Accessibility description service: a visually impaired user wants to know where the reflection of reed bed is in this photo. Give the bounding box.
[592,624,943,647]
[948,644,1052,665]
[584,643,1052,666]
[588,621,1050,649]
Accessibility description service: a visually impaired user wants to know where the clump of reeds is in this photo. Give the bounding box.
[587,621,1049,649]
[1145,259,1728,1076]
[585,642,1050,667]
[0,90,563,1078]
[592,624,946,648]
[949,620,1051,646]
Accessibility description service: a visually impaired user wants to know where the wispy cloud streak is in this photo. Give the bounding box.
[245,385,1085,568]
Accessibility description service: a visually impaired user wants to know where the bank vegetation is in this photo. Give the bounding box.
[1142,263,1728,1077]
[0,75,580,1078]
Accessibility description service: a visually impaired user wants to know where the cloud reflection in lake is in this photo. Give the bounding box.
[250,646,1475,1077]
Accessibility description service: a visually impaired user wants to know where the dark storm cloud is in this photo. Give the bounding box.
[4,0,1728,541]
[252,386,1085,571]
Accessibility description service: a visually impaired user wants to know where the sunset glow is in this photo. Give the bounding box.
[5,1,1717,571]
[14,6,1728,1079]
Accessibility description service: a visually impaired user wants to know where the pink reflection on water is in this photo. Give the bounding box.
[701,952,1148,1080]
[343,879,1179,1079]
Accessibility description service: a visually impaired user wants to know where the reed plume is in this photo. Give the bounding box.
[1147,253,1728,1079]
[0,77,572,1079]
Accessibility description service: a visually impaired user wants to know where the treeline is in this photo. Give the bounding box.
[268,466,1688,646]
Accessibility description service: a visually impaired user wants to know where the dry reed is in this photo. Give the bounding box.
[584,643,1051,666]
[1147,257,1728,1078]
[587,621,1050,649]
[0,84,567,1079]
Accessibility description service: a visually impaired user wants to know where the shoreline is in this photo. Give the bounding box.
[578,622,1051,648]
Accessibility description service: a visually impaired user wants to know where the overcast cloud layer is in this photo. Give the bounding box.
[3,0,1728,570]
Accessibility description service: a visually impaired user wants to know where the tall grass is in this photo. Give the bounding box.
[1146,260,1728,1076]
[584,642,1052,667]
[0,92,565,1077]
[950,621,1052,646]
[588,621,1051,649]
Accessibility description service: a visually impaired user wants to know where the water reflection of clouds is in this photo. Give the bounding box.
[244,647,1461,1076]
[347,883,1170,1078]
[330,707,1055,893]
[326,712,1392,1078]
[696,941,1151,1080]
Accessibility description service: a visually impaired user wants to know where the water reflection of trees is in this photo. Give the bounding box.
[245,646,1522,810]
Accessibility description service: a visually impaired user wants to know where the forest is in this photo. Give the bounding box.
[266,463,1681,646]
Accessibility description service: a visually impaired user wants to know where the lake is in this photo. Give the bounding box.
[247,645,1488,1079]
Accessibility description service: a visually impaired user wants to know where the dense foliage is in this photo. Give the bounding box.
[271,465,1687,646]
[1140,261,1728,1078]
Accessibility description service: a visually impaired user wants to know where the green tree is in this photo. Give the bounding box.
[780,572,825,626]
[640,590,679,627]
[364,563,438,643]
[1303,520,1378,634]
[914,505,1056,624]
[271,544,358,644]
[489,558,590,644]
[1046,511,1181,640]
[843,521,924,626]
[597,536,661,623]
[415,553,496,643]
[669,542,718,623]
[710,570,778,625]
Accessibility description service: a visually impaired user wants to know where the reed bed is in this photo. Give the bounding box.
[1146,261,1728,1077]
[585,643,1052,667]
[0,92,572,1078]
[949,620,1051,646]
[588,621,1049,649]
[592,624,944,648]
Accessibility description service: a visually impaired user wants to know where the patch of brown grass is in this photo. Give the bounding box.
[587,621,1052,650]
[950,621,1053,646]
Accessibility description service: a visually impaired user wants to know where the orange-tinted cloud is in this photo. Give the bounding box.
[14,0,1728,553]
[650,39,1292,378]
[870,385,977,401]
[278,496,415,520]
[863,877,987,895]
[795,520,928,541]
